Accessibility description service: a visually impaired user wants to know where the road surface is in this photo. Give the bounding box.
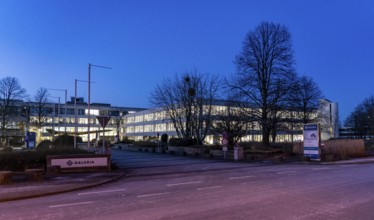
[1,149,374,220]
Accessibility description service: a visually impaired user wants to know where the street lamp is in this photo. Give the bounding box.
[47,88,67,133]
[50,96,60,141]
[74,79,95,148]
[87,63,112,149]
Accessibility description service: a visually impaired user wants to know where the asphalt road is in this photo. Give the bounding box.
[1,149,374,220]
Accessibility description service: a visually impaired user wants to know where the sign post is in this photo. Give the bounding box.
[96,116,111,154]
[26,132,36,149]
[303,123,321,160]
[221,131,228,159]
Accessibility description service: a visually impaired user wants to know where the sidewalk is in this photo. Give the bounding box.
[320,156,374,165]
[0,171,125,202]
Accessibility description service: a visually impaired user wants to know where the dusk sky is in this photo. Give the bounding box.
[0,0,373,122]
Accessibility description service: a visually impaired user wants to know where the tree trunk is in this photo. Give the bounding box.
[271,128,277,143]
[262,126,270,147]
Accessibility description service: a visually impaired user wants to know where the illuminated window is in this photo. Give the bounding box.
[144,125,154,132]
[127,117,135,123]
[85,109,99,116]
[135,116,143,123]
[135,126,143,133]
[144,114,154,121]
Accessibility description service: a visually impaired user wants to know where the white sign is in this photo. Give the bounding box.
[303,123,320,160]
[51,157,108,168]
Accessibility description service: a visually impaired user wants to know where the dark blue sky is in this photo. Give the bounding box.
[0,0,373,121]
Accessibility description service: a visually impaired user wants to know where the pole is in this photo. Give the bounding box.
[57,97,60,135]
[64,89,67,133]
[87,63,111,149]
[52,103,55,141]
[102,119,105,154]
[74,79,77,148]
[88,63,91,149]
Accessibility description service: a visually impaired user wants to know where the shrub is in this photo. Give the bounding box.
[365,139,374,152]
[121,136,134,144]
[53,134,82,147]
[133,141,157,147]
[0,147,92,171]
[169,138,196,146]
[161,133,168,143]
[97,139,111,147]
[2,147,13,152]
[0,151,47,171]
[37,140,53,150]
[9,138,24,147]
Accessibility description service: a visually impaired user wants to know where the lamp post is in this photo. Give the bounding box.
[74,79,94,148]
[47,88,67,133]
[87,63,111,149]
[50,96,60,141]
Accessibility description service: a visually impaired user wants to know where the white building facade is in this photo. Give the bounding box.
[319,99,339,140]
[3,97,146,146]
[123,100,338,144]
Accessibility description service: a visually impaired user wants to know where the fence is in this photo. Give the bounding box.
[293,139,365,160]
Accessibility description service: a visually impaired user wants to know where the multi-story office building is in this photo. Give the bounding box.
[319,99,339,140]
[1,98,338,147]
[123,99,339,144]
[1,97,146,146]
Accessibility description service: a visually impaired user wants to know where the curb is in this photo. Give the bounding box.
[0,171,125,203]
[320,159,374,165]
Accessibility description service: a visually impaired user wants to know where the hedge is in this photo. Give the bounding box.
[0,147,91,171]
[169,138,196,146]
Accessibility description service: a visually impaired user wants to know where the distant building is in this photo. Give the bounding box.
[123,99,339,144]
[1,97,147,146]
[318,99,339,140]
[1,97,339,147]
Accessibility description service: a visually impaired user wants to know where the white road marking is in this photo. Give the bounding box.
[166,181,202,187]
[49,201,94,208]
[229,175,255,180]
[78,189,127,196]
[197,186,223,191]
[137,192,170,198]
[312,167,330,171]
[276,171,296,175]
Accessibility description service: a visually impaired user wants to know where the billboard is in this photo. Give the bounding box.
[303,124,320,160]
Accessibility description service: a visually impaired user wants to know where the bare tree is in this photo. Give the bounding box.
[230,21,297,146]
[291,75,323,123]
[151,70,221,144]
[112,111,128,143]
[345,96,374,138]
[0,77,27,145]
[30,87,51,143]
[270,75,323,142]
[345,109,367,138]
[211,100,253,146]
